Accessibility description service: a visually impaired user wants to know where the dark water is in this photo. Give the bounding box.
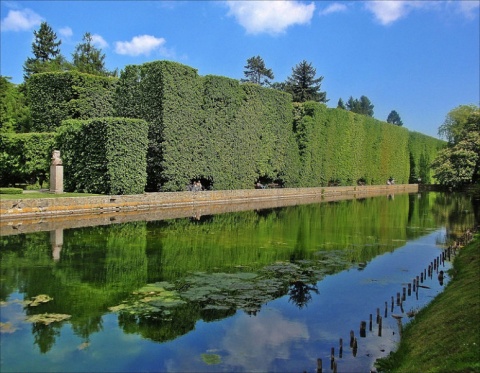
[0,192,476,373]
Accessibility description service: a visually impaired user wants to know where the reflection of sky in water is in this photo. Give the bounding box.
[0,229,451,373]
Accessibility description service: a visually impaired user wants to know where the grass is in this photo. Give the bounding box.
[375,233,480,373]
[0,190,101,199]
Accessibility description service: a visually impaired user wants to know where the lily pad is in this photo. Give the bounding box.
[201,353,221,365]
[27,294,53,307]
[25,313,71,325]
[0,322,18,334]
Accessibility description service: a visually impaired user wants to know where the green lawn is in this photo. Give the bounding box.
[0,190,101,199]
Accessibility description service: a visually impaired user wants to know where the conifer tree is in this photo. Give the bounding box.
[23,22,67,79]
[285,60,327,103]
[387,110,403,126]
[242,55,274,86]
[72,32,110,76]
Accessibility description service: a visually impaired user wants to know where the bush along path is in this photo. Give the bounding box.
[374,228,479,373]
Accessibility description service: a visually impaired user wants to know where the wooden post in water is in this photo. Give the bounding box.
[420,272,424,283]
[408,283,412,296]
[339,338,343,358]
[350,330,355,348]
[376,308,380,323]
[378,316,382,337]
[397,292,401,305]
[391,296,394,312]
[369,314,373,331]
[333,361,337,373]
[317,358,322,373]
[360,321,366,337]
[352,338,358,357]
[402,287,406,301]
[384,301,388,318]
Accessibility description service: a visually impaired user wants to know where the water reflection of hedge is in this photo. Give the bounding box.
[0,193,473,349]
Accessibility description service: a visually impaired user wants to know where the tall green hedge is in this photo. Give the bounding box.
[55,118,148,194]
[115,61,300,191]
[28,71,117,132]
[0,132,55,187]
[113,60,445,191]
[7,60,444,193]
[408,131,446,183]
[294,103,411,186]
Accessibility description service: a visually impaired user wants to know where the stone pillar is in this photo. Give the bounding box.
[50,150,63,194]
[50,229,63,261]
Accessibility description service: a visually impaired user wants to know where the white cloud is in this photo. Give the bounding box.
[59,26,73,38]
[364,1,417,25]
[319,2,348,16]
[91,34,108,49]
[365,0,479,26]
[454,0,480,20]
[115,35,166,56]
[1,8,42,32]
[225,0,315,35]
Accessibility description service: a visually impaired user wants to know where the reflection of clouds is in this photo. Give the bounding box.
[221,310,309,371]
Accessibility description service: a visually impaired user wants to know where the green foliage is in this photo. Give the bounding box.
[346,95,374,117]
[292,103,433,186]
[115,61,299,191]
[0,187,23,194]
[55,117,148,194]
[23,22,66,80]
[0,77,31,133]
[72,32,111,76]
[242,55,274,86]
[27,71,117,132]
[285,60,327,103]
[408,131,445,184]
[386,110,403,126]
[438,104,478,144]
[0,132,55,187]
[432,108,480,187]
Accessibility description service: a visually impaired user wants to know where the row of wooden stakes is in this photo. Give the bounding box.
[313,228,477,373]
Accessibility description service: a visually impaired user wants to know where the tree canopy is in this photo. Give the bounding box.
[72,32,110,76]
[285,60,327,103]
[23,22,69,80]
[242,56,274,86]
[432,105,480,187]
[346,95,374,117]
[387,110,403,126]
[0,77,30,133]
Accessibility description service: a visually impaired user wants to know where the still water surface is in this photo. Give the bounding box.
[0,192,476,372]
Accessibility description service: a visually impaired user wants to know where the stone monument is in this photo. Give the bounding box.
[50,150,63,193]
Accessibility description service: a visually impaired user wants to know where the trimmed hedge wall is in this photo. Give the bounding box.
[115,61,300,191]
[28,71,117,132]
[55,118,148,194]
[293,102,411,186]
[3,61,444,193]
[408,131,445,184]
[113,60,444,191]
[0,132,55,187]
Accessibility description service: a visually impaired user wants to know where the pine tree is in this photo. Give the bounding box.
[23,22,67,80]
[346,95,374,117]
[242,56,274,86]
[337,98,346,109]
[72,32,108,76]
[285,60,327,103]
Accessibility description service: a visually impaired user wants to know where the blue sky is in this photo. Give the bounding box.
[1,1,479,138]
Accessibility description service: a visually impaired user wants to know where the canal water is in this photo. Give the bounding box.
[0,192,476,372]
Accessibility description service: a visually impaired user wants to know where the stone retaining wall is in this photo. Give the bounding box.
[0,184,418,226]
